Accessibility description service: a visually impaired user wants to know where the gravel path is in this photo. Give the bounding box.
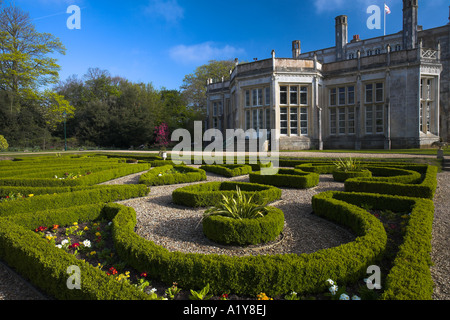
[0,158,448,300]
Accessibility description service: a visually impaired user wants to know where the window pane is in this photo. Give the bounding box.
[348,86,355,104]
[330,108,337,135]
[265,109,271,130]
[330,88,337,106]
[290,87,298,105]
[246,110,251,130]
[366,84,373,103]
[300,108,308,135]
[280,86,288,105]
[339,88,346,105]
[265,87,270,105]
[366,106,373,134]
[339,108,346,134]
[419,103,424,132]
[280,107,288,135]
[290,107,298,135]
[376,83,384,102]
[300,86,308,105]
[376,106,383,133]
[258,89,263,106]
[348,107,355,134]
[245,91,250,107]
[253,110,258,129]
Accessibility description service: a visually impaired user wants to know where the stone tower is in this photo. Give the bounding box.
[403,0,418,50]
[335,15,348,61]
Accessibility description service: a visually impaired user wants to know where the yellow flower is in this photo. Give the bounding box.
[90,251,96,256]
[28,194,34,198]
[95,232,101,237]
[84,226,89,231]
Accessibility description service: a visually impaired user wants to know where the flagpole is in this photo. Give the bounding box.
[384,2,386,36]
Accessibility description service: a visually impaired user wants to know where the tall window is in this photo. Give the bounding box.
[329,85,356,136]
[244,87,271,132]
[420,78,435,134]
[212,101,223,130]
[279,85,310,136]
[364,82,384,135]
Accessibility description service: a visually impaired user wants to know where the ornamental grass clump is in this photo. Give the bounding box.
[202,187,267,221]
[333,157,364,173]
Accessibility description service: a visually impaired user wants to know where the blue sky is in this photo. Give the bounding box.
[6,0,449,91]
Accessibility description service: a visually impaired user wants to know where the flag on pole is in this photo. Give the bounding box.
[385,4,391,14]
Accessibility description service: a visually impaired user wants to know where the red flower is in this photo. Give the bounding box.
[35,226,47,232]
[140,272,148,278]
[107,267,118,276]
[69,243,80,249]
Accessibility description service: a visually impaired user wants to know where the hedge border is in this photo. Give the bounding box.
[249,169,319,189]
[200,164,253,177]
[172,181,282,208]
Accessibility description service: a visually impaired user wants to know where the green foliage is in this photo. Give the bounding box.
[203,187,267,220]
[0,134,8,151]
[139,165,206,186]
[249,169,319,189]
[189,283,213,300]
[172,181,282,208]
[200,164,253,177]
[333,157,365,173]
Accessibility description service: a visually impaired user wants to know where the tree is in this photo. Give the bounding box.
[180,60,235,113]
[0,134,8,151]
[0,2,66,111]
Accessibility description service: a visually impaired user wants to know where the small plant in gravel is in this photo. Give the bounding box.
[189,283,213,300]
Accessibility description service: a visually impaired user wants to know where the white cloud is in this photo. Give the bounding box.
[169,42,245,65]
[144,0,184,23]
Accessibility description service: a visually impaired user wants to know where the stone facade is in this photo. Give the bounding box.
[206,0,447,150]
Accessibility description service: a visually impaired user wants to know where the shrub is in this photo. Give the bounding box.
[202,206,285,246]
[0,135,8,151]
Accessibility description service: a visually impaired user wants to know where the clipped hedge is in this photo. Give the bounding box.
[0,184,149,217]
[345,165,438,199]
[139,165,206,186]
[249,169,319,189]
[202,206,285,246]
[333,169,372,182]
[172,181,282,208]
[200,164,253,177]
[324,191,435,300]
[111,190,387,296]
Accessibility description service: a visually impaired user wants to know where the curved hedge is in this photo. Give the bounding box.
[202,206,285,246]
[111,196,387,296]
[172,181,282,208]
[200,164,252,177]
[249,169,319,189]
[345,165,438,199]
[333,169,372,182]
[139,165,206,186]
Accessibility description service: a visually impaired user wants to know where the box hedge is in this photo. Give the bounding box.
[249,169,319,189]
[200,164,253,177]
[172,181,282,208]
[202,206,285,246]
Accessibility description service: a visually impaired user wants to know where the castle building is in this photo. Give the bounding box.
[205,0,447,150]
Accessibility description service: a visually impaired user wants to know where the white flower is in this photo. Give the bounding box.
[55,244,62,249]
[352,295,361,300]
[61,239,69,246]
[326,279,335,286]
[339,294,350,300]
[150,288,157,293]
[83,240,91,248]
[329,285,338,295]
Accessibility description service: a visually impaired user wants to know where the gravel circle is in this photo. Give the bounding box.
[117,171,355,257]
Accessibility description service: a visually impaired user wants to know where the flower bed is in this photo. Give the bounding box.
[249,168,319,189]
[139,165,206,186]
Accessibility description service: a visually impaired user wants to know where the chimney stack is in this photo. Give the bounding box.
[335,15,348,61]
[402,0,418,50]
[292,40,301,59]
